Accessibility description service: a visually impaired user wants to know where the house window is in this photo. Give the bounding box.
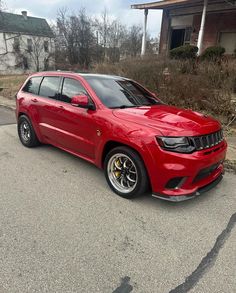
[219,32,236,54]
[184,28,192,45]
[170,27,192,50]
[23,56,29,70]
[13,37,20,52]
[44,41,49,52]
[27,39,33,52]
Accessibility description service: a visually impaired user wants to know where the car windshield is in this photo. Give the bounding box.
[84,76,161,109]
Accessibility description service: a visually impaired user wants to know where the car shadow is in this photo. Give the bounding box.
[34,143,220,210]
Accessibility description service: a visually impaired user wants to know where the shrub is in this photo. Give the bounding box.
[201,46,225,61]
[169,45,198,60]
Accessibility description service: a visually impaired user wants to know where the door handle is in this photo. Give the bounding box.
[59,105,65,110]
[31,98,38,103]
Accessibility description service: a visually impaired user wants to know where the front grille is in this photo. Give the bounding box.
[189,130,224,151]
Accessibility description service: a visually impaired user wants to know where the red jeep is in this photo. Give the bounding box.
[16,72,227,201]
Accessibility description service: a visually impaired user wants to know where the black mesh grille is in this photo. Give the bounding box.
[190,130,224,151]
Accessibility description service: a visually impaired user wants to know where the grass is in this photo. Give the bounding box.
[0,74,28,99]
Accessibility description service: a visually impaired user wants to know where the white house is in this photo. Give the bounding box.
[0,11,55,74]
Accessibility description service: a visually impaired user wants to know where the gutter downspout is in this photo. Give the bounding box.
[141,9,148,56]
[197,0,208,55]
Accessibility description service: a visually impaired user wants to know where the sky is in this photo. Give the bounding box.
[3,0,162,37]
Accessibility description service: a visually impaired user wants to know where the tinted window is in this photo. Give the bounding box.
[39,77,60,99]
[60,78,86,103]
[22,77,42,95]
[84,77,160,108]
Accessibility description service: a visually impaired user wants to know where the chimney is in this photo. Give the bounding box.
[21,11,28,20]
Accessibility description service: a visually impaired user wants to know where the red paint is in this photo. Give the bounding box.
[71,94,89,108]
[16,72,227,198]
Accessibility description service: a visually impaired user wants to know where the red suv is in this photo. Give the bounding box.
[16,72,227,201]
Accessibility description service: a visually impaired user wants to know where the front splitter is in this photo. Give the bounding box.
[152,174,223,202]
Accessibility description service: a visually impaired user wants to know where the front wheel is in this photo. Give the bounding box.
[104,146,149,199]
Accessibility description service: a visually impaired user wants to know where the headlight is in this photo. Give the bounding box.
[156,136,195,153]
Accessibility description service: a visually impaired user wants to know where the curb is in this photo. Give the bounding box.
[224,160,236,174]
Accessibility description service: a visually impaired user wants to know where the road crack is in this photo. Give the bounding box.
[169,212,236,293]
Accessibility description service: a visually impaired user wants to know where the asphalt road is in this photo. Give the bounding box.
[0,107,16,125]
[0,107,236,293]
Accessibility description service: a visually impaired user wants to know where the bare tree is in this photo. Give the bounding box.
[121,25,143,58]
[93,10,127,62]
[55,7,155,66]
[56,8,95,68]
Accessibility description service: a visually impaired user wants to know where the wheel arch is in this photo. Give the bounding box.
[18,111,29,119]
[17,111,43,143]
[101,140,146,170]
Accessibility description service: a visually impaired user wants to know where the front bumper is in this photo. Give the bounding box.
[152,174,223,202]
[145,140,227,200]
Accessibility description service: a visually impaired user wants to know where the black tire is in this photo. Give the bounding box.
[18,115,40,148]
[104,146,149,199]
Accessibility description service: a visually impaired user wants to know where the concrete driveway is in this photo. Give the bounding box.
[0,108,236,293]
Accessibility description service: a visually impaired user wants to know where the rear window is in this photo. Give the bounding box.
[22,77,42,95]
[39,76,60,99]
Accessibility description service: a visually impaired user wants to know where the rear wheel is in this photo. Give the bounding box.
[104,146,149,199]
[18,115,40,147]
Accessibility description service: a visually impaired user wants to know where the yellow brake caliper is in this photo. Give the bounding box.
[115,159,121,178]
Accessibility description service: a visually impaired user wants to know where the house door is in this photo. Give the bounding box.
[170,29,185,50]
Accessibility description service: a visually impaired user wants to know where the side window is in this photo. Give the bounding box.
[60,78,87,103]
[39,76,60,99]
[22,77,42,95]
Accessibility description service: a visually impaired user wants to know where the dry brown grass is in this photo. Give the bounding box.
[92,57,236,120]
[0,74,28,99]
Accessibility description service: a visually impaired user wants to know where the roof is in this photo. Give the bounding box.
[31,71,127,80]
[80,73,127,80]
[0,11,54,37]
[131,0,201,9]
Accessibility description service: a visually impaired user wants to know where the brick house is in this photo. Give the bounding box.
[131,0,236,56]
[0,11,55,74]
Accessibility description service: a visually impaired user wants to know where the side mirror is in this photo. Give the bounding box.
[71,94,92,109]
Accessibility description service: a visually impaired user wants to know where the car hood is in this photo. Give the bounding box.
[112,105,221,136]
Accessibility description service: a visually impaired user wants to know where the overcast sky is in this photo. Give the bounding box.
[4,0,162,37]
